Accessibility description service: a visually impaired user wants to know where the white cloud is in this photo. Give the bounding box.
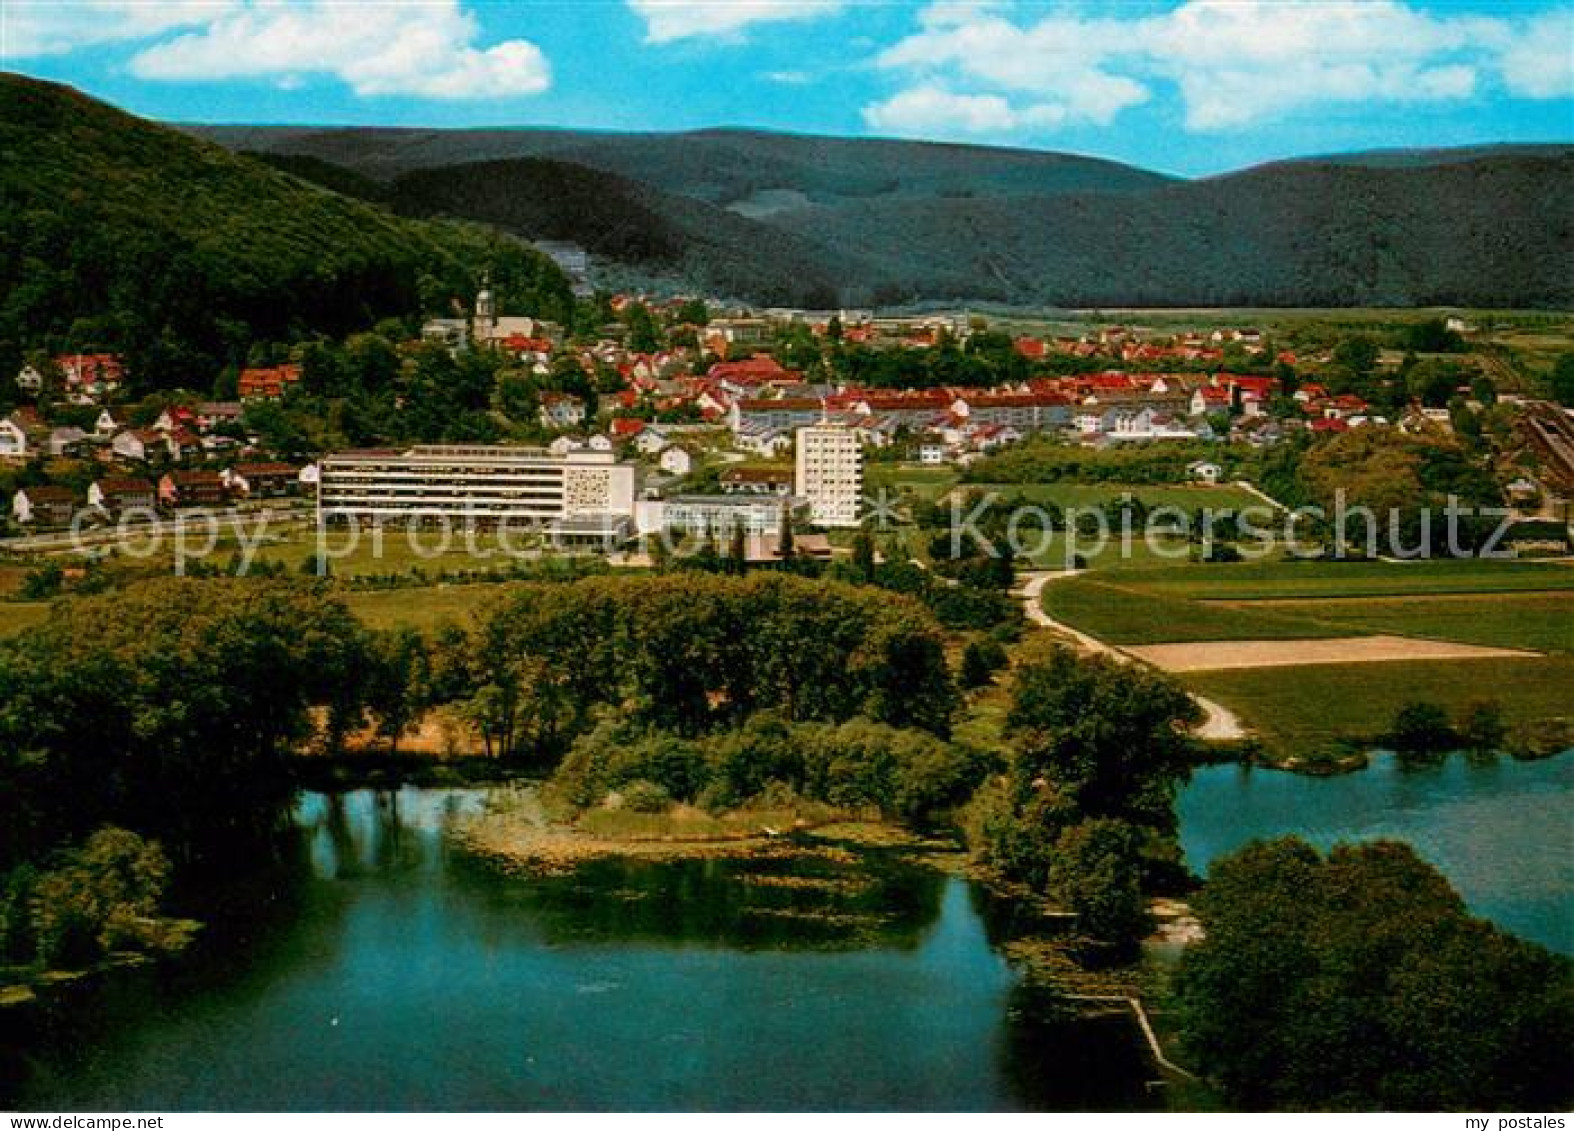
[1494,8,1574,99]
[867,0,1572,136]
[628,0,845,45]
[5,0,550,100]
[1,1,235,59]
[864,84,1070,136]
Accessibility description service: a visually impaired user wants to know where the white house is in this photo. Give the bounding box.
[47,426,89,457]
[15,365,44,395]
[657,445,694,477]
[0,417,28,457]
[111,429,159,462]
[539,393,587,430]
[586,433,614,453]
[634,429,670,456]
[547,435,582,457]
[93,409,119,438]
[11,485,76,525]
[1187,460,1224,485]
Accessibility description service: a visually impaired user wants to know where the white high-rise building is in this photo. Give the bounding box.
[794,424,862,528]
[317,445,638,544]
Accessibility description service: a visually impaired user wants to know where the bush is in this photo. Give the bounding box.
[1456,699,1506,753]
[1388,700,1455,755]
[960,639,1009,689]
[619,780,672,814]
[28,827,170,969]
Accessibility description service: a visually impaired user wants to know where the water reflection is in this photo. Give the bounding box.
[4,787,1159,1112]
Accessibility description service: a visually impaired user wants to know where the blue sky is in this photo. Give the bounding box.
[3,1,1571,175]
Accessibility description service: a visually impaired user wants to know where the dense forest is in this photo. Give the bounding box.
[0,75,573,392]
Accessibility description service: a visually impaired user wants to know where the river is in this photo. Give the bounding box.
[3,788,1156,1112]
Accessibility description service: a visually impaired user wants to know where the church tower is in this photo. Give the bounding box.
[474,272,497,333]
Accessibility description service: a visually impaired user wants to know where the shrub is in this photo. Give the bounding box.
[620,780,672,814]
[28,827,170,969]
[1388,700,1455,755]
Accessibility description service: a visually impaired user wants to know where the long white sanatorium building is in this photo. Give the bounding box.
[794,424,863,528]
[317,445,639,537]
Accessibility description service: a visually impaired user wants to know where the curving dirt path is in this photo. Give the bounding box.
[1015,570,1248,741]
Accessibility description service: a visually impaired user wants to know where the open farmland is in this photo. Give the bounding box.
[1040,553,1573,758]
[1185,656,1574,754]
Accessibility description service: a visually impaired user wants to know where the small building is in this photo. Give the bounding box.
[720,466,794,495]
[0,416,31,458]
[539,392,587,429]
[89,477,156,515]
[11,485,77,526]
[659,495,808,539]
[1187,460,1224,485]
[657,446,694,477]
[238,364,302,400]
[47,426,90,458]
[225,462,299,499]
[158,470,227,508]
[15,365,44,395]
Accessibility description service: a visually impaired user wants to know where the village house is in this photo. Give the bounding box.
[609,418,647,443]
[158,470,227,508]
[93,409,119,439]
[89,477,156,515]
[47,425,90,458]
[224,463,298,499]
[657,446,695,477]
[238,364,302,400]
[730,397,823,434]
[586,434,614,453]
[733,426,794,458]
[15,365,44,395]
[539,392,587,430]
[196,402,244,432]
[1187,460,1225,485]
[11,485,77,526]
[0,415,30,458]
[634,428,670,456]
[719,467,794,496]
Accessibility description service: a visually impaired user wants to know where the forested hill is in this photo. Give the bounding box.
[203,120,1574,310]
[243,152,866,308]
[0,74,572,389]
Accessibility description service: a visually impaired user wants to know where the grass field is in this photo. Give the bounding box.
[1039,552,1573,758]
[1042,575,1360,644]
[1183,656,1574,754]
[1226,593,1574,654]
[0,602,51,637]
[1121,558,1574,600]
[865,463,960,501]
[342,584,509,633]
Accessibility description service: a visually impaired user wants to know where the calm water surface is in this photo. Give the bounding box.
[1179,752,1574,953]
[4,788,1155,1112]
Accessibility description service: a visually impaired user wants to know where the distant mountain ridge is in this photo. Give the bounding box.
[205,123,1573,309]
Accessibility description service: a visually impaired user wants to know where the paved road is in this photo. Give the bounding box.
[1015,570,1247,741]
